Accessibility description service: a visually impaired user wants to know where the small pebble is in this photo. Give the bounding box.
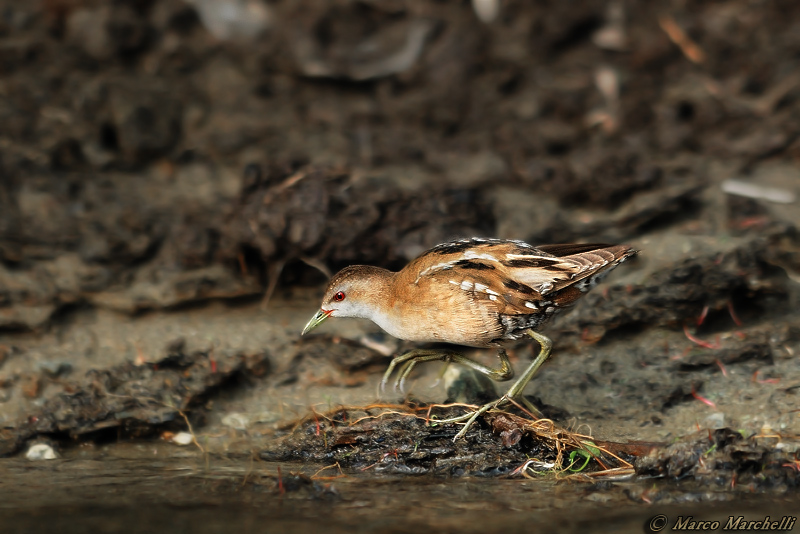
[472,0,499,23]
[26,443,57,460]
[703,412,725,429]
[170,432,195,446]
[221,412,250,430]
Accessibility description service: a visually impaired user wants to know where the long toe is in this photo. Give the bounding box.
[378,369,393,396]
[397,375,408,394]
[396,361,419,393]
[451,395,511,441]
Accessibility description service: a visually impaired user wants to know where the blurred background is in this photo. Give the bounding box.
[1,0,799,317]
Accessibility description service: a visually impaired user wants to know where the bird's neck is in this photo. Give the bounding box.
[344,266,395,319]
[352,267,408,335]
[368,271,396,310]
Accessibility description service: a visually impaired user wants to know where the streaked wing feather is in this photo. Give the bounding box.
[409,239,636,317]
[534,243,614,257]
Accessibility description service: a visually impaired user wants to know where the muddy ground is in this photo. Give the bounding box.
[1,0,800,531]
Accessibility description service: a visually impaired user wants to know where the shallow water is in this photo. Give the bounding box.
[2,443,798,534]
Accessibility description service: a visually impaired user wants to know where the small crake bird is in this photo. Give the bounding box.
[302,238,637,440]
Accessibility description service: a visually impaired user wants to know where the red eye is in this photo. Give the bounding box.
[333,291,346,302]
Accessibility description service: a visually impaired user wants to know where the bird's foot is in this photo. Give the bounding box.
[379,350,459,396]
[431,394,512,441]
[379,348,514,397]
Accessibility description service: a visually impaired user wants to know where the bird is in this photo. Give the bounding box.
[302,237,637,440]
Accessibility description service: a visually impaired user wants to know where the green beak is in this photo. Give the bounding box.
[301,309,332,335]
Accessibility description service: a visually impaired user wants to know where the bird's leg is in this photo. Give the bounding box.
[502,330,552,399]
[379,348,514,395]
[435,330,553,441]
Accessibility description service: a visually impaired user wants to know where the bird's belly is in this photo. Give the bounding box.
[372,295,498,348]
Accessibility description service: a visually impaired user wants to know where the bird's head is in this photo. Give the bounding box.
[301,265,391,335]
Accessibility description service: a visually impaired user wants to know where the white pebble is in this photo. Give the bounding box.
[703,412,725,430]
[26,443,57,460]
[221,412,251,430]
[472,0,499,23]
[170,432,195,446]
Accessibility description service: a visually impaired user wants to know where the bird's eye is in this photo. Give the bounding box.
[333,291,346,302]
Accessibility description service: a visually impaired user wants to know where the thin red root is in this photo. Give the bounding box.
[683,324,720,349]
[728,300,743,326]
[691,385,717,408]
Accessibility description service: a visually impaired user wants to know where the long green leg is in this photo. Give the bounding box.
[379,348,514,395]
[433,330,553,441]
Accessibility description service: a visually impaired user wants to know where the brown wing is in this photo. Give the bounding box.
[522,243,636,293]
[402,239,636,317]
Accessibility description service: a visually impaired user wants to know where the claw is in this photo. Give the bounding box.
[379,378,391,395]
[395,373,404,393]
[394,363,405,391]
[396,360,418,393]
[378,367,393,396]
[397,370,410,393]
